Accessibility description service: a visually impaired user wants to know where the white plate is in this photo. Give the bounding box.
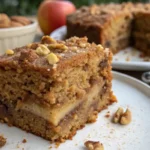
[50,26,150,71]
[0,71,150,150]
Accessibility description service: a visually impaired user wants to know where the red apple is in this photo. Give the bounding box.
[38,0,76,35]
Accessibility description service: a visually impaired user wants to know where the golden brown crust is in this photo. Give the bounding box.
[0,36,108,77]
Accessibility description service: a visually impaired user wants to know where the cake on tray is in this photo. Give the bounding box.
[0,36,116,142]
[67,2,150,56]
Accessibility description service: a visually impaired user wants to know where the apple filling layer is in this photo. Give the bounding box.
[16,81,104,126]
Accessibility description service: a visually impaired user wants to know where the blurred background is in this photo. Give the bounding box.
[0,0,149,16]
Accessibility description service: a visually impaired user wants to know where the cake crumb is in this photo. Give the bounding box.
[0,135,6,148]
[84,141,104,150]
[105,111,110,118]
[22,139,27,143]
[55,142,60,148]
[49,146,52,149]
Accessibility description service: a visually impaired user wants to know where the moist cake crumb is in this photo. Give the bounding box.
[105,111,110,118]
[0,135,6,148]
[22,139,27,143]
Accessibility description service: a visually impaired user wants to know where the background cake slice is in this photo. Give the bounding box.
[132,11,150,56]
[0,36,116,142]
[67,3,133,54]
[67,2,150,55]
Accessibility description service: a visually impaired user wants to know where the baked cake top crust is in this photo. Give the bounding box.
[67,2,150,27]
[0,36,109,77]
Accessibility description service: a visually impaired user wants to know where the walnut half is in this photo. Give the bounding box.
[84,141,104,150]
[113,107,132,125]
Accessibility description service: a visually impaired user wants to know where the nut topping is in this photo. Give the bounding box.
[35,45,50,56]
[5,49,14,55]
[41,36,56,44]
[47,53,59,65]
[48,43,68,51]
[79,43,87,48]
[97,44,104,51]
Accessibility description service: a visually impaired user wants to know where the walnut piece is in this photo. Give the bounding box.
[84,141,104,150]
[113,107,132,125]
[10,16,31,25]
[47,53,59,65]
[113,107,124,123]
[0,13,11,28]
[5,49,14,55]
[27,43,39,49]
[11,21,23,27]
[120,109,132,125]
[97,44,104,51]
[48,43,68,51]
[79,43,87,48]
[0,13,31,28]
[41,36,56,44]
[35,45,50,56]
[0,135,6,148]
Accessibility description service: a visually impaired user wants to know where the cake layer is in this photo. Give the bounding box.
[16,80,104,126]
[0,81,116,141]
[0,37,111,106]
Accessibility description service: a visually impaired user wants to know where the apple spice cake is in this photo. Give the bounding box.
[67,2,150,56]
[0,36,116,142]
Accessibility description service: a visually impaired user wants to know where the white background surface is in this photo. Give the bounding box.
[50,26,150,71]
[0,71,150,150]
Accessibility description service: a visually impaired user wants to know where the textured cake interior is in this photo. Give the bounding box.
[0,36,116,141]
[132,12,150,56]
[100,13,133,53]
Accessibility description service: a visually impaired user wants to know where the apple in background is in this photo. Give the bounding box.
[38,0,76,35]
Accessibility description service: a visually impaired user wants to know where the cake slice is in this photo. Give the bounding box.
[67,2,150,55]
[0,36,116,142]
[67,3,134,54]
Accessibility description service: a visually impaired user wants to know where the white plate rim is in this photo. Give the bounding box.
[112,71,150,92]
[50,26,150,71]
